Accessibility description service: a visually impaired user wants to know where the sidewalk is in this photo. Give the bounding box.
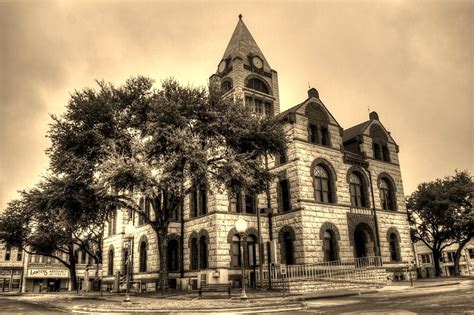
[3,277,472,313]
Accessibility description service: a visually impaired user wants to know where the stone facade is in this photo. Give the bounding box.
[101,17,414,291]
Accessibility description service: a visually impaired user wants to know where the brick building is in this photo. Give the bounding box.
[101,17,414,291]
[0,242,23,292]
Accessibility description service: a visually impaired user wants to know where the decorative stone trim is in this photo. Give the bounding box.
[318,222,341,241]
[346,213,376,246]
[277,225,296,243]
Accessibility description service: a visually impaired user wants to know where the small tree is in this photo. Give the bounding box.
[48,76,287,289]
[407,170,472,277]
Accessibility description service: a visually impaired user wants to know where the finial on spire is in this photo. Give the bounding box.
[239,14,243,20]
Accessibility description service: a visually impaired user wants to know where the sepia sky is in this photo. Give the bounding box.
[0,0,472,211]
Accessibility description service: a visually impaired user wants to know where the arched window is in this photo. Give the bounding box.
[380,178,395,210]
[108,247,114,276]
[323,230,338,262]
[244,193,257,214]
[246,235,257,267]
[231,235,241,268]
[382,145,390,162]
[199,236,208,269]
[389,233,401,262]
[139,240,147,272]
[281,232,295,265]
[349,173,367,207]
[373,143,382,160]
[167,240,179,272]
[221,80,232,93]
[190,238,198,270]
[246,78,269,94]
[314,165,333,203]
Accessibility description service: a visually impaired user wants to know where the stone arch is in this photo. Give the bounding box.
[167,233,181,272]
[351,222,376,258]
[245,227,258,238]
[198,229,210,243]
[319,222,341,241]
[138,234,148,246]
[347,214,376,246]
[188,231,199,270]
[386,227,401,243]
[278,225,296,243]
[310,157,338,203]
[221,77,233,93]
[319,222,341,261]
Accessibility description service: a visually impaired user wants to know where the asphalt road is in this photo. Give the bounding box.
[303,283,474,314]
[0,297,65,314]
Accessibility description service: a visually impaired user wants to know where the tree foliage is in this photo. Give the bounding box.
[47,76,287,288]
[407,170,472,276]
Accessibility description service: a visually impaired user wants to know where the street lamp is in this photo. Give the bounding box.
[235,217,248,300]
[124,220,135,302]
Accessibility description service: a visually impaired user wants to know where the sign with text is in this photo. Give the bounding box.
[27,269,69,278]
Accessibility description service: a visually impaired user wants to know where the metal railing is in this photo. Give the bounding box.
[253,256,386,285]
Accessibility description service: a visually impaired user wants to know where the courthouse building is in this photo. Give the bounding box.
[102,17,414,291]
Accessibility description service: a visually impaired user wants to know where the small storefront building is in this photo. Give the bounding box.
[24,268,69,293]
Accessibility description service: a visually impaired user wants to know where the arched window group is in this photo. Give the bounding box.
[311,159,397,211]
[189,231,209,271]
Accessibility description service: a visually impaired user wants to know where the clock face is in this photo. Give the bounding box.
[218,60,226,73]
[252,56,263,69]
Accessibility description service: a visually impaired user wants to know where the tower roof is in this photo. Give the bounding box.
[222,15,271,69]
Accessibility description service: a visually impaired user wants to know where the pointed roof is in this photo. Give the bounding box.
[222,15,271,69]
[342,121,371,142]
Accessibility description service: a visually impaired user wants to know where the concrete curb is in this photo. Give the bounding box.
[71,302,307,313]
[295,289,378,301]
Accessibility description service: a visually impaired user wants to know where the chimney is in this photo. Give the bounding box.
[308,87,319,99]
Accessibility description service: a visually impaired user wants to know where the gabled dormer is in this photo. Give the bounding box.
[277,88,344,151]
[210,15,280,116]
[342,111,400,164]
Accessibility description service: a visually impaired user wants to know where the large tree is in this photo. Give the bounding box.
[47,76,286,288]
[407,170,472,277]
[0,175,118,290]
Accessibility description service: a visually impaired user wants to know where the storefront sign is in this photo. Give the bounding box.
[27,269,69,278]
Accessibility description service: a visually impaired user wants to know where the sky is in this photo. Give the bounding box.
[0,0,472,211]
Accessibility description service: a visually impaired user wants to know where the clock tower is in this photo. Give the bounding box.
[211,15,280,116]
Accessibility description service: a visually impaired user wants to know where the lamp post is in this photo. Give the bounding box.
[124,221,135,302]
[235,217,248,300]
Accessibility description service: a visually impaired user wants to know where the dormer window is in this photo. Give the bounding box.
[305,103,331,148]
[246,78,269,94]
[370,124,391,162]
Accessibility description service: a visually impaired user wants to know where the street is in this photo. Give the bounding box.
[0,296,65,314]
[303,282,474,314]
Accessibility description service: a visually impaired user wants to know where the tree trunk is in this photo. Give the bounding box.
[68,246,78,291]
[432,250,442,277]
[453,238,471,276]
[157,232,169,291]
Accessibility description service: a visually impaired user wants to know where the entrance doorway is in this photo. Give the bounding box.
[353,223,375,258]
